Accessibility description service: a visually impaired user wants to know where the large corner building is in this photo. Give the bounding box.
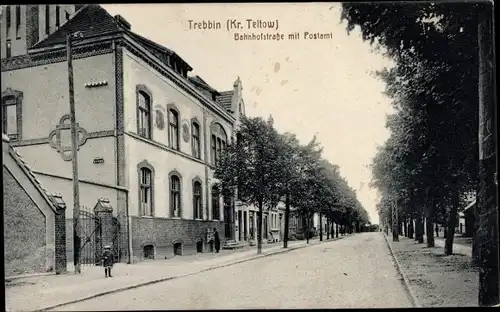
[1,4,249,263]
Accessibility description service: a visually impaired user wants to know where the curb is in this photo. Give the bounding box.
[383,233,421,308]
[39,235,349,311]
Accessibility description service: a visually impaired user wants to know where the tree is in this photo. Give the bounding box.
[215,116,283,254]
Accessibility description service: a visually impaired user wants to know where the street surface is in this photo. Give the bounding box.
[52,233,413,310]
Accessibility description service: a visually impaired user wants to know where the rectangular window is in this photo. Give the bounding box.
[6,6,11,29]
[15,6,21,38]
[170,176,181,218]
[45,5,50,35]
[168,110,179,150]
[6,40,12,58]
[137,92,151,139]
[2,103,17,138]
[55,6,60,28]
[192,123,200,159]
[65,11,70,21]
[139,168,153,216]
[211,135,216,164]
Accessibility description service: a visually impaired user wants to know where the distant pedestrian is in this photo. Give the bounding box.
[213,227,221,253]
[102,245,114,278]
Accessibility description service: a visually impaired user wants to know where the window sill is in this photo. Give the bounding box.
[194,218,203,221]
[140,215,154,218]
[171,217,182,219]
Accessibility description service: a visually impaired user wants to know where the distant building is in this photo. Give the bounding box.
[1,5,245,262]
[1,5,82,59]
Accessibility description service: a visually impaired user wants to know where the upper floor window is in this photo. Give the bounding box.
[212,185,220,220]
[170,173,182,218]
[55,6,60,28]
[168,109,179,150]
[6,6,11,29]
[45,5,50,35]
[191,121,201,159]
[139,167,153,216]
[137,89,152,139]
[193,180,202,219]
[5,40,12,58]
[210,123,227,165]
[2,89,23,141]
[15,5,21,38]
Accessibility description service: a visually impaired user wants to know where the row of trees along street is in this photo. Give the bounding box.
[341,2,498,307]
[214,115,370,254]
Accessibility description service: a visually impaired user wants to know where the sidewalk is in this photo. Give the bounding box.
[434,236,472,257]
[384,234,478,307]
[5,236,344,312]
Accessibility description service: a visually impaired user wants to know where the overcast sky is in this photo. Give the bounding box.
[102,3,394,224]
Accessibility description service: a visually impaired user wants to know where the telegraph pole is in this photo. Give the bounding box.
[67,32,83,274]
[477,3,499,306]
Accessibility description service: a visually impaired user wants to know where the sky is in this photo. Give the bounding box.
[102,3,394,224]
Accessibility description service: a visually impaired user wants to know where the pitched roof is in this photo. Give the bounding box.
[32,5,124,49]
[217,90,234,112]
[2,134,66,211]
[188,75,219,94]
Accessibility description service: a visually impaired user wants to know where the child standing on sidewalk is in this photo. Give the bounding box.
[102,245,114,278]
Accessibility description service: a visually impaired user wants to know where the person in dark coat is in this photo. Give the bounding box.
[213,228,221,253]
[102,245,114,278]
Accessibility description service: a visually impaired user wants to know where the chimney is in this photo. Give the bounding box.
[114,14,131,30]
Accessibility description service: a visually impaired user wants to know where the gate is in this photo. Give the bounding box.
[77,205,121,266]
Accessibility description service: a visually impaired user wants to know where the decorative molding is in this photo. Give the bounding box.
[182,121,190,143]
[155,109,165,130]
[1,42,114,72]
[84,80,108,88]
[48,114,89,161]
[125,131,207,166]
[10,129,114,147]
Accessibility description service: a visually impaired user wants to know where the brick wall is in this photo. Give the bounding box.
[54,206,67,274]
[3,168,48,276]
[130,217,225,261]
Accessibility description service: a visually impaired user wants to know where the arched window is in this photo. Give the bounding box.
[168,109,179,150]
[193,180,202,219]
[139,167,153,216]
[191,120,201,159]
[137,88,152,139]
[2,88,23,141]
[210,123,227,165]
[212,185,220,220]
[170,174,181,217]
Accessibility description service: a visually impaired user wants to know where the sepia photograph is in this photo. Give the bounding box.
[1,2,498,310]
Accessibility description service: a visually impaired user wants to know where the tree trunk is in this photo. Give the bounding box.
[403,218,407,237]
[319,212,323,241]
[415,214,424,243]
[305,216,310,244]
[408,218,414,239]
[477,10,499,306]
[426,216,435,247]
[445,190,459,255]
[336,223,339,238]
[257,199,263,254]
[472,203,480,267]
[283,191,290,248]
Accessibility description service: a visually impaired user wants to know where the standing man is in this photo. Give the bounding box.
[213,228,221,253]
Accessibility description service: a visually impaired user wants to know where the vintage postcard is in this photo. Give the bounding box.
[2,2,498,310]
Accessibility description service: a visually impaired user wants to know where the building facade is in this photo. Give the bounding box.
[1,5,82,59]
[1,5,246,263]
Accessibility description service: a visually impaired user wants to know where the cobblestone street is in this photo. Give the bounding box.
[52,233,413,310]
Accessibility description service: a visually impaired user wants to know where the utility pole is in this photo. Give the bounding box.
[477,3,499,306]
[67,32,83,274]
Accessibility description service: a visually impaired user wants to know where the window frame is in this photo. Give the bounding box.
[137,161,155,217]
[136,85,153,140]
[169,171,182,218]
[1,88,23,141]
[210,122,227,165]
[191,118,201,159]
[192,178,203,220]
[211,185,220,220]
[168,108,179,150]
